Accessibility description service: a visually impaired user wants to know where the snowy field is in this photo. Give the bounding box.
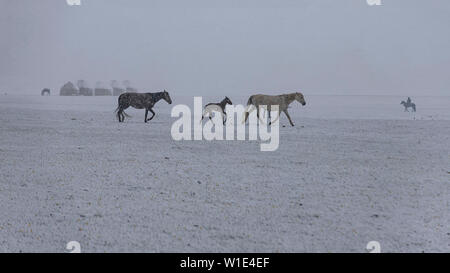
[0,94,449,252]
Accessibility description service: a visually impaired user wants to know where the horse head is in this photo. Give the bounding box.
[400,101,406,105]
[295,92,306,106]
[163,90,172,104]
[224,96,233,105]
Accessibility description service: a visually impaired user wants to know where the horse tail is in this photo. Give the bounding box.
[114,108,131,120]
[115,105,121,121]
[242,96,253,123]
[242,105,255,124]
[115,103,132,120]
[247,96,254,106]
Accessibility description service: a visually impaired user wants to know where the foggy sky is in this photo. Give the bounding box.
[1,0,449,95]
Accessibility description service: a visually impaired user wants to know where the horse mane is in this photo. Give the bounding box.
[150,91,165,100]
[283,93,297,102]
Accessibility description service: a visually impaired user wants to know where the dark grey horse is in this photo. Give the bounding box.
[201,96,233,125]
[115,90,172,123]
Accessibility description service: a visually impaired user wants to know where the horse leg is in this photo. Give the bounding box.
[256,106,268,125]
[117,109,121,122]
[271,110,281,125]
[222,111,227,125]
[120,106,129,122]
[243,104,255,124]
[144,109,148,123]
[257,105,268,124]
[201,109,206,123]
[283,110,295,126]
[117,99,129,122]
[147,108,155,121]
[117,107,125,122]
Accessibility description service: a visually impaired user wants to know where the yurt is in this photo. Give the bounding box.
[60,82,78,96]
[123,80,138,93]
[41,88,50,96]
[79,87,94,96]
[111,80,125,96]
[77,80,93,96]
[94,81,112,96]
[125,87,137,93]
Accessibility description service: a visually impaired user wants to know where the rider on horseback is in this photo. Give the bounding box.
[401,97,416,112]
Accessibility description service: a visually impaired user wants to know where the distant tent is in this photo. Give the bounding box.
[126,87,137,93]
[60,82,78,96]
[112,87,125,96]
[94,81,112,96]
[79,87,93,96]
[77,80,93,96]
[123,80,137,93]
[41,88,50,96]
[94,88,112,96]
[110,80,125,96]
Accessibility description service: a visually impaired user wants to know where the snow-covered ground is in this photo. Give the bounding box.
[0,94,449,252]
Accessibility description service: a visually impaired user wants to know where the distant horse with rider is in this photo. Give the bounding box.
[401,97,416,112]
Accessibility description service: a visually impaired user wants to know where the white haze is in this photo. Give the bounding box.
[1,0,449,96]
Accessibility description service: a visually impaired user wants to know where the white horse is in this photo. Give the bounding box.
[243,92,306,126]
